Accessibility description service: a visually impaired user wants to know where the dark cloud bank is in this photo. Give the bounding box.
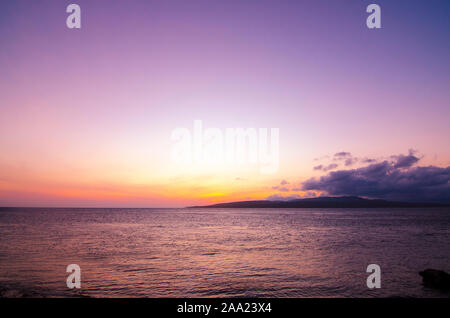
[303,152,450,203]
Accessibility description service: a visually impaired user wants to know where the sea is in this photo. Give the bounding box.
[0,207,449,298]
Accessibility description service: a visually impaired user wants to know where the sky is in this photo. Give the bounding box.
[0,0,449,207]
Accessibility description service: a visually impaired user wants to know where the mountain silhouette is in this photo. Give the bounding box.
[188,196,450,209]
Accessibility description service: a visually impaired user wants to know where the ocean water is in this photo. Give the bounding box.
[0,207,449,298]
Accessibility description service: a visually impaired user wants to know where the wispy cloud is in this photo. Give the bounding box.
[313,163,338,172]
[334,152,352,159]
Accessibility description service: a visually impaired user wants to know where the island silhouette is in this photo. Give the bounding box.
[188,196,450,209]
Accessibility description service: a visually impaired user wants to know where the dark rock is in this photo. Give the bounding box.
[419,269,450,290]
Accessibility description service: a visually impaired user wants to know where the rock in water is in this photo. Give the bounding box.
[419,269,450,290]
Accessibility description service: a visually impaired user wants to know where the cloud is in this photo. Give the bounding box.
[361,158,377,164]
[391,150,420,169]
[314,155,330,161]
[334,152,352,159]
[318,151,375,168]
[266,191,317,201]
[344,157,358,166]
[314,163,338,172]
[305,191,317,197]
[280,179,289,185]
[267,194,302,201]
[272,185,290,192]
[332,151,362,167]
[302,152,450,203]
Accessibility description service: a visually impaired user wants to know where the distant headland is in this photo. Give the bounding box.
[188,196,450,209]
